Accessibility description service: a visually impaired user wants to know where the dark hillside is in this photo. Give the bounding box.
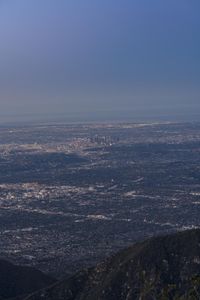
[0,260,55,299]
[24,229,200,300]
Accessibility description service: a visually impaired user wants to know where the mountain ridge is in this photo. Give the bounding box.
[0,259,55,299]
[22,228,200,300]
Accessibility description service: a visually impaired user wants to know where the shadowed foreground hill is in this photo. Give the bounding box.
[24,229,200,300]
[0,260,55,299]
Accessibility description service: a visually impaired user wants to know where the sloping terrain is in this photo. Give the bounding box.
[22,229,200,299]
[0,260,55,299]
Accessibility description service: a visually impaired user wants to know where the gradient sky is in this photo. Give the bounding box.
[0,0,200,121]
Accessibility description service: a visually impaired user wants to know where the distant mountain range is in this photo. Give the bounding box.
[2,229,200,300]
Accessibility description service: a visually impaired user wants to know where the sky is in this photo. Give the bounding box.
[0,0,200,122]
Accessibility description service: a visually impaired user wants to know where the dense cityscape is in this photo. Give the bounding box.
[0,121,200,277]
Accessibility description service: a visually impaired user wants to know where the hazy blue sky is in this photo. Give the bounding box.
[0,0,199,122]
